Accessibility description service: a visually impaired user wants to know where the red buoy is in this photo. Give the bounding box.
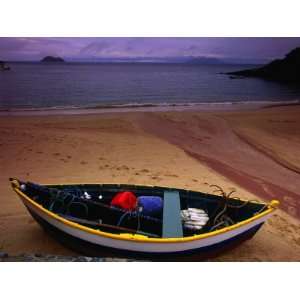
[111,191,137,211]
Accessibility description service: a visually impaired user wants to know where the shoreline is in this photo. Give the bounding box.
[0,100,299,117]
[0,104,299,260]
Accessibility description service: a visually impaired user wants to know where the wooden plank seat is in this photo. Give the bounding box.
[162,190,183,238]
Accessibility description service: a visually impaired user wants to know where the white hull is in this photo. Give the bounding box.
[21,195,272,254]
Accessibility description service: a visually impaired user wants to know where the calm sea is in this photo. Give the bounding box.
[1,62,300,110]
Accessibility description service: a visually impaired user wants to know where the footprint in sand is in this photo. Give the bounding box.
[270,214,300,241]
[53,153,61,156]
[164,173,178,178]
[116,165,130,171]
[287,206,297,217]
[151,175,161,180]
[140,169,150,173]
[80,161,88,165]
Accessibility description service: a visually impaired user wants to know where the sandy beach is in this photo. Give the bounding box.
[0,104,299,261]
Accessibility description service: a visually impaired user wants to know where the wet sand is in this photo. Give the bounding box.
[139,106,300,219]
[0,105,299,261]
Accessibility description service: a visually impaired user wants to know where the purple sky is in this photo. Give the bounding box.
[1,37,300,63]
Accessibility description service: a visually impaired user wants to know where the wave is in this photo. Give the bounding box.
[0,99,299,115]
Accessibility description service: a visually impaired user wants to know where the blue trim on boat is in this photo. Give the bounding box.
[26,206,264,260]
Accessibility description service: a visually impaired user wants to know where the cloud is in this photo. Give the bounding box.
[78,38,217,58]
[0,37,76,60]
[1,37,300,62]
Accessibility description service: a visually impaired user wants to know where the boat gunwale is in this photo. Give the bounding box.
[12,183,278,244]
[45,182,268,207]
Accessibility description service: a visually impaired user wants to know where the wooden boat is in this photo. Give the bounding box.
[10,178,279,259]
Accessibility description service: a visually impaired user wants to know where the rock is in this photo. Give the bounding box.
[41,56,65,63]
[226,47,300,83]
[0,253,144,262]
[0,60,11,71]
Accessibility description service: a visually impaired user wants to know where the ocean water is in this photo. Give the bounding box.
[1,62,300,110]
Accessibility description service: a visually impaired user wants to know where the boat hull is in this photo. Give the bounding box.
[28,206,263,260]
[20,193,270,260]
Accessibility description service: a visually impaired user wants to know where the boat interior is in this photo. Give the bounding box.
[15,180,268,238]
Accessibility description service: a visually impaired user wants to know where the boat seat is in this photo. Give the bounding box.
[162,190,183,238]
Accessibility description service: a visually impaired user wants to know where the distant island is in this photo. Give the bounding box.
[185,57,223,65]
[226,47,300,83]
[62,56,226,64]
[40,56,65,63]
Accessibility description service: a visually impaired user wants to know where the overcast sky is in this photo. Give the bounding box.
[1,37,300,63]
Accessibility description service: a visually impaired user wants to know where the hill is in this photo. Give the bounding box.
[227,47,300,82]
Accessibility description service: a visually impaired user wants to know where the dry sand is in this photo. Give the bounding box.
[0,105,299,261]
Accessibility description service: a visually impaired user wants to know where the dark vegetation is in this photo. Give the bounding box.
[227,47,300,82]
